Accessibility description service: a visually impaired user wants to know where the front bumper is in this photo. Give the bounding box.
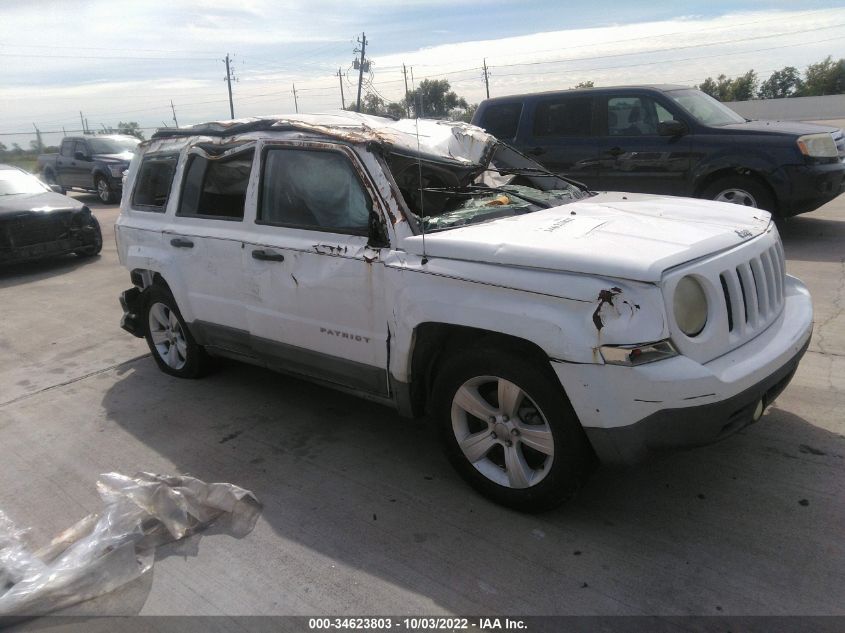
[0,228,99,265]
[553,274,813,465]
[782,161,845,216]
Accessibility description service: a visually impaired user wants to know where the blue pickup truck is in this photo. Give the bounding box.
[37,135,139,203]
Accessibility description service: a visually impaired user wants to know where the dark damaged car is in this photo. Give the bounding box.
[0,165,102,265]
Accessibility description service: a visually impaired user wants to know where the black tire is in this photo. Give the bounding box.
[74,216,102,258]
[431,346,594,512]
[701,175,775,213]
[142,285,211,379]
[43,170,65,194]
[95,175,117,204]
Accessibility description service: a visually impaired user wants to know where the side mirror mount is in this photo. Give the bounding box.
[74,151,87,161]
[658,120,687,137]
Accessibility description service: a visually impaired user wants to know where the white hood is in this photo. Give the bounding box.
[403,192,772,282]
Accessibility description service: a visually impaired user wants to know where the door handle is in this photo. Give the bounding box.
[607,147,624,157]
[170,237,194,248]
[527,147,547,156]
[252,249,285,262]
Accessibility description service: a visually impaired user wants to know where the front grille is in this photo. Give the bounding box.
[0,212,73,248]
[718,241,785,338]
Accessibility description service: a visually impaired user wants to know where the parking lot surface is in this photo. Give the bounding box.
[0,193,843,616]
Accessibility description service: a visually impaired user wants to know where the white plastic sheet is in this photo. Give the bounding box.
[0,472,261,615]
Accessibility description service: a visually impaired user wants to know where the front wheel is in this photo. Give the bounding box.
[701,176,774,212]
[95,175,117,204]
[143,286,211,378]
[431,347,594,512]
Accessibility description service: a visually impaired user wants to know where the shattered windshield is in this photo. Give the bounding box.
[388,142,589,233]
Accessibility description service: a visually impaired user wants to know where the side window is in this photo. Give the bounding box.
[60,141,74,157]
[177,149,254,221]
[655,102,678,123]
[74,141,88,158]
[607,96,662,136]
[480,103,522,140]
[259,148,372,235]
[533,97,592,137]
[132,154,178,212]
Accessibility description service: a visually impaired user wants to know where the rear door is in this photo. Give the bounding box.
[241,141,389,396]
[595,93,691,195]
[55,139,75,187]
[165,144,256,357]
[518,95,600,185]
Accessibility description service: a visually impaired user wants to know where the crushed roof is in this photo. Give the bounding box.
[150,112,497,166]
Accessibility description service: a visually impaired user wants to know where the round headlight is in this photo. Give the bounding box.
[674,276,708,336]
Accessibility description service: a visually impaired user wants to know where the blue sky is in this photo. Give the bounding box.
[1,1,844,147]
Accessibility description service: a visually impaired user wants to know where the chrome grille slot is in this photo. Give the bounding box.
[666,228,787,364]
[719,244,785,338]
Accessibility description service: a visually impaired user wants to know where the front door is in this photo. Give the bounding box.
[242,142,389,395]
[595,94,691,195]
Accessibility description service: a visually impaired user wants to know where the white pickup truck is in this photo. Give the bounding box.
[116,113,813,511]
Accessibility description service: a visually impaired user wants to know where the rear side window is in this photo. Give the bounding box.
[132,154,178,212]
[177,149,254,221]
[479,103,522,140]
[258,148,372,235]
[60,140,74,157]
[533,97,592,137]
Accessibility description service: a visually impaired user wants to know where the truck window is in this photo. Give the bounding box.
[607,97,662,136]
[533,97,593,137]
[258,148,371,235]
[132,154,178,212]
[177,149,254,221]
[73,141,88,158]
[479,103,522,140]
[60,140,74,157]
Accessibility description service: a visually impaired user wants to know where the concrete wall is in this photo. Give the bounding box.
[725,94,845,124]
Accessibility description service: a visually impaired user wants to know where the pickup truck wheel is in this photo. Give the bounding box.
[432,348,593,512]
[702,176,774,212]
[43,170,65,194]
[143,286,211,378]
[95,175,116,204]
[74,216,102,258]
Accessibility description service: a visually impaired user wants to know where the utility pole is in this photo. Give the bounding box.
[292,83,299,113]
[85,118,90,135]
[62,126,67,136]
[337,68,346,110]
[402,64,410,117]
[224,54,235,119]
[170,100,179,127]
[79,111,86,135]
[32,124,43,152]
[482,58,490,99]
[355,32,367,113]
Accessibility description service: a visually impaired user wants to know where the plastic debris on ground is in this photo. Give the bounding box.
[0,472,261,615]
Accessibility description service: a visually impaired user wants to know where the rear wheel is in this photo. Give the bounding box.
[143,286,211,378]
[43,169,65,194]
[431,347,594,512]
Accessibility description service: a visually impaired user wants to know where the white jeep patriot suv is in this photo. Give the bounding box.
[116,113,813,511]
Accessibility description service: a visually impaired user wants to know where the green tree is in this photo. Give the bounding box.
[758,66,803,99]
[405,79,468,118]
[0,141,6,153]
[697,71,756,101]
[349,92,405,118]
[731,70,758,101]
[451,103,478,123]
[574,81,594,88]
[101,121,146,140]
[802,56,845,96]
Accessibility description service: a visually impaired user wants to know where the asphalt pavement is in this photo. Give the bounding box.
[0,192,843,618]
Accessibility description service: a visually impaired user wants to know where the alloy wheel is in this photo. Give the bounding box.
[147,302,188,370]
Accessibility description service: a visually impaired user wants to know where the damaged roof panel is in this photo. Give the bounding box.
[150,112,496,167]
